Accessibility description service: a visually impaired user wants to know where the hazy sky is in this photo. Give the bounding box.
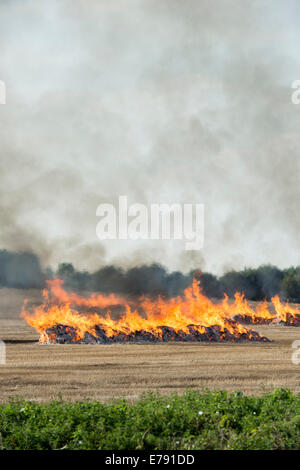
[1,0,300,274]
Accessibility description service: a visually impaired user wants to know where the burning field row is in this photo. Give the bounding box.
[18,278,279,344]
[230,293,300,326]
[36,322,267,344]
[20,277,300,345]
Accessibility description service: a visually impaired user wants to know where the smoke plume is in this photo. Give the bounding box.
[0,1,299,274]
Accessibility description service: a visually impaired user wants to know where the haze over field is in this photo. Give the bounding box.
[1,0,300,274]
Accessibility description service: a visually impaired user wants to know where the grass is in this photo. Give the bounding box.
[0,388,299,450]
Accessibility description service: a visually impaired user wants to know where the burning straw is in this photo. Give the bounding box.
[21,278,273,344]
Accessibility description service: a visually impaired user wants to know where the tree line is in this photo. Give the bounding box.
[1,249,300,302]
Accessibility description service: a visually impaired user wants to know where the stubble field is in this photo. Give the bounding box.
[0,288,299,402]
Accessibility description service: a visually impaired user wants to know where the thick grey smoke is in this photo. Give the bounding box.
[0,0,300,274]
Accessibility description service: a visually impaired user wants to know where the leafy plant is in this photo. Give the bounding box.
[0,389,299,450]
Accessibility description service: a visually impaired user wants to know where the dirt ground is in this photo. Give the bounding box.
[0,288,300,402]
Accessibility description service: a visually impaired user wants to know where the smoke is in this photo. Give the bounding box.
[0,250,43,288]
[0,1,300,273]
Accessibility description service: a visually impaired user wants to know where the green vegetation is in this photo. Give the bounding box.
[0,389,299,450]
[55,262,300,302]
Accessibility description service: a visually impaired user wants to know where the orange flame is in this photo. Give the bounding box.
[19,278,289,343]
[270,295,300,325]
[41,278,128,308]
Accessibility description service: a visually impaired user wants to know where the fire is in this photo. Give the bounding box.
[226,292,300,326]
[270,295,300,325]
[40,278,127,309]
[21,278,272,344]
